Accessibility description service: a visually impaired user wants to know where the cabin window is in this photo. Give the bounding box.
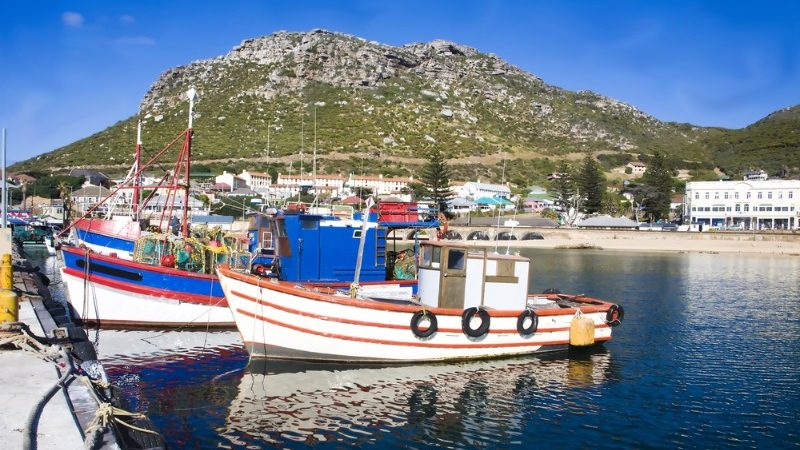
[431,246,441,267]
[486,259,518,283]
[275,220,287,238]
[447,249,466,271]
[261,231,273,248]
[352,230,362,238]
[302,220,319,230]
[421,246,433,267]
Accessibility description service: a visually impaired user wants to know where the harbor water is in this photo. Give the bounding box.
[30,247,800,448]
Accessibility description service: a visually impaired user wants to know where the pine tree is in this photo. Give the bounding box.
[551,160,574,209]
[419,148,453,211]
[578,155,605,214]
[640,152,673,221]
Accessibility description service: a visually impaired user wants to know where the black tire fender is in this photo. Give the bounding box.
[462,307,491,338]
[517,309,538,336]
[410,310,438,338]
[606,304,624,327]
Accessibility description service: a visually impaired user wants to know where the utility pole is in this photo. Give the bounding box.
[2,128,6,229]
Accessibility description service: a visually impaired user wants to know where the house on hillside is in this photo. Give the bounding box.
[71,185,111,214]
[69,169,109,187]
[626,162,647,175]
[215,171,247,192]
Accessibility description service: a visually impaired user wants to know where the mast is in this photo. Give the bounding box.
[133,120,143,219]
[300,109,305,177]
[313,105,317,181]
[181,87,197,238]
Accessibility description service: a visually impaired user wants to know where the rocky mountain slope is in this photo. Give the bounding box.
[12,29,797,182]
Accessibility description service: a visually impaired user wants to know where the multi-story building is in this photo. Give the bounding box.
[277,173,345,189]
[347,174,413,196]
[684,180,800,230]
[239,170,272,193]
[214,171,247,192]
[457,181,511,200]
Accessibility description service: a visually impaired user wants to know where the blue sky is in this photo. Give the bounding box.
[2,1,799,164]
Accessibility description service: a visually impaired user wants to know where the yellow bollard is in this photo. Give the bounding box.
[0,253,12,290]
[0,289,18,324]
[569,311,596,347]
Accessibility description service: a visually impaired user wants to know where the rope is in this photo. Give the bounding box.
[0,331,61,361]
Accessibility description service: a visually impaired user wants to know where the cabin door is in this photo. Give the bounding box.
[439,247,467,309]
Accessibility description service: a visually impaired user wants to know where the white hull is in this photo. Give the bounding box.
[217,267,614,362]
[61,268,234,328]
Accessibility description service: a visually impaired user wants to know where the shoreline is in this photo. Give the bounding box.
[396,229,800,256]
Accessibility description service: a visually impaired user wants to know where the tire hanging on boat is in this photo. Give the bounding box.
[462,307,491,338]
[410,310,438,338]
[516,309,538,336]
[606,304,624,327]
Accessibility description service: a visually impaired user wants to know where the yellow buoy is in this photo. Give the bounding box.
[569,311,595,346]
[0,289,18,324]
[0,253,12,290]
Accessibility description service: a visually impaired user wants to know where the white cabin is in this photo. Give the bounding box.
[417,242,530,310]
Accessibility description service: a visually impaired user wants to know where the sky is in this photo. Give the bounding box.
[2,0,799,164]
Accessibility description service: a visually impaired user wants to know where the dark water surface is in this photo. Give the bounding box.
[31,248,800,448]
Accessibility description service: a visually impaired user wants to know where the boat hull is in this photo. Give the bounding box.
[61,246,233,328]
[217,266,614,362]
[72,218,140,260]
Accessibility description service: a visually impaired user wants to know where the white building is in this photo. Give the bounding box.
[457,181,511,201]
[215,171,247,191]
[347,174,413,196]
[684,180,800,230]
[239,170,272,192]
[626,162,647,175]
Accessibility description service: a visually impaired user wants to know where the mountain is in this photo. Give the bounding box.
[10,30,797,183]
[707,105,800,177]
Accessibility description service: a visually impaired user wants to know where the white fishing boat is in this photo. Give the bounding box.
[216,240,624,362]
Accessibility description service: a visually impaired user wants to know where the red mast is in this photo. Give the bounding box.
[181,88,197,238]
[133,120,142,220]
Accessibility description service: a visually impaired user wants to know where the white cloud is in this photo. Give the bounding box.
[120,14,135,24]
[112,36,156,46]
[62,11,84,28]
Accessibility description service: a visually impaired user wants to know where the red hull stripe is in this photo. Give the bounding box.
[231,289,608,334]
[218,265,617,317]
[62,245,218,281]
[236,307,612,349]
[63,267,227,307]
[78,318,235,328]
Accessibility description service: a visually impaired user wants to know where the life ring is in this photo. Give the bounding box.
[462,307,491,338]
[606,304,624,327]
[410,310,438,338]
[516,309,538,336]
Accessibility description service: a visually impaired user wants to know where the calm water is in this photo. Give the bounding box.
[30,247,800,449]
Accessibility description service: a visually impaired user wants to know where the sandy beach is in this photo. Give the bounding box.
[404,228,800,256]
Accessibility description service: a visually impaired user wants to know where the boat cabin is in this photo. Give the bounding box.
[417,242,530,310]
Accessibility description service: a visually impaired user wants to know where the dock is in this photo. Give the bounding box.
[0,241,165,449]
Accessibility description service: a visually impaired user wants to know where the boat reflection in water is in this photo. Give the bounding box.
[220,349,615,447]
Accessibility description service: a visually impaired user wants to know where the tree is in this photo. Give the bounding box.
[550,160,574,211]
[419,148,453,211]
[577,155,605,214]
[639,152,673,221]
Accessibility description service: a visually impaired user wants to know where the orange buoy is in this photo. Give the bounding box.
[569,311,595,346]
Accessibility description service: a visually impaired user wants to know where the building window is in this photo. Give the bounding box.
[747,192,751,199]
[768,192,772,199]
[694,192,699,200]
[724,192,729,199]
[726,207,731,212]
[735,204,741,212]
[758,192,762,199]
[705,192,710,199]
[735,192,739,199]
[790,192,794,199]
[744,204,750,212]
[691,207,696,212]
[778,192,783,199]
[714,192,719,199]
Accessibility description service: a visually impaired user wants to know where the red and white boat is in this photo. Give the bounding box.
[217,241,624,362]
